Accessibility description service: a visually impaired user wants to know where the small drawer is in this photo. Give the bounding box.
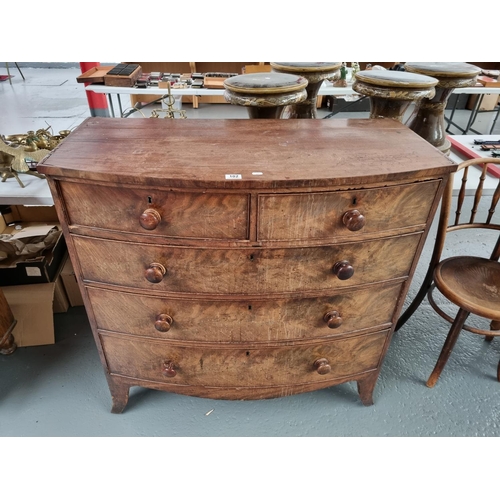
[88,281,402,342]
[59,181,250,240]
[99,329,389,387]
[74,232,421,294]
[258,180,440,241]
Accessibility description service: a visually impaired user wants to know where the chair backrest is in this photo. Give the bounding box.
[431,157,500,267]
[396,157,500,332]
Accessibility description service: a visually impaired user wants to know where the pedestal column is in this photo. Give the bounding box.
[270,62,342,119]
[353,70,438,122]
[223,73,308,119]
[404,62,481,154]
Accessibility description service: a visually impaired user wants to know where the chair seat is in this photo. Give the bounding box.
[434,256,500,320]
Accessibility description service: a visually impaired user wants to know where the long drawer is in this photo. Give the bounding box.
[257,180,440,240]
[100,329,389,387]
[73,232,421,294]
[88,281,402,342]
[59,182,250,240]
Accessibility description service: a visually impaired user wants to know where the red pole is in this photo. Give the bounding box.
[79,62,110,117]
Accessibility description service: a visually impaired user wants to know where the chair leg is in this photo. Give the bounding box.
[489,321,500,382]
[427,307,470,388]
[486,320,500,342]
[484,320,500,342]
[396,269,435,332]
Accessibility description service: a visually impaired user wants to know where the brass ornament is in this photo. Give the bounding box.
[0,126,70,187]
[124,82,187,119]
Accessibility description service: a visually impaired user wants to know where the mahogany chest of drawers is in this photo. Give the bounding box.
[38,117,456,413]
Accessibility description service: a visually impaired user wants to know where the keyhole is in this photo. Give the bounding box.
[352,197,357,205]
[248,305,252,310]
[246,351,250,356]
[148,196,152,204]
[249,254,254,261]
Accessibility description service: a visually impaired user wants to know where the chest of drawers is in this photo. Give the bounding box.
[38,117,456,413]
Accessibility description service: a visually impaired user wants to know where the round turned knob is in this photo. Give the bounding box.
[342,209,365,231]
[162,361,176,377]
[139,208,161,230]
[323,311,343,329]
[314,358,331,375]
[155,314,173,332]
[145,262,167,283]
[332,260,354,280]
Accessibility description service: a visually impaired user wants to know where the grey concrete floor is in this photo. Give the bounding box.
[1,66,499,440]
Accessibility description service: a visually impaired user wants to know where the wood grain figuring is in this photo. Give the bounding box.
[37,118,456,412]
[37,118,455,189]
[74,233,421,294]
[258,181,440,240]
[59,182,250,240]
[434,257,500,320]
[87,281,402,343]
[100,330,388,388]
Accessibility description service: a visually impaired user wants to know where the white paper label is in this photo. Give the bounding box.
[26,267,42,277]
[225,174,242,180]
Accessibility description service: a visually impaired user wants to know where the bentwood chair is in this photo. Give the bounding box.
[396,157,500,387]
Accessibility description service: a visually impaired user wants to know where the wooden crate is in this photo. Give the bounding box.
[104,64,142,87]
[76,66,114,84]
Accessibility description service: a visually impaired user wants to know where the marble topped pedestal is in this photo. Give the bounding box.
[223,72,307,119]
[404,62,481,154]
[270,62,342,118]
[353,70,438,122]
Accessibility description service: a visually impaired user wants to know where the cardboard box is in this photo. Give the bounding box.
[2,283,55,346]
[467,93,500,111]
[53,272,70,314]
[1,258,69,347]
[0,205,66,286]
[60,255,84,307]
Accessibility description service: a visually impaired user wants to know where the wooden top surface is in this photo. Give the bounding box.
[271,62,342,73]
[38,118,457,189]
[354,70,438,88]
[404,62,481,78]
[224,73,307,94]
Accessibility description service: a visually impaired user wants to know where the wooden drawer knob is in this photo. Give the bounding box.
[342,209,365,231]
[155,314,173,332]
[139,208,161,230]
[145,262,167,283]
[314,358,331,375]
[323,311,343,329]
[162,361,176,377]
[332,260,354,280]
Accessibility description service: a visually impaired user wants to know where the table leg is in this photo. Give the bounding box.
[488,105,500,134]
[117,94,123,117]
[464,95,483,134]
[107,94,116,118]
